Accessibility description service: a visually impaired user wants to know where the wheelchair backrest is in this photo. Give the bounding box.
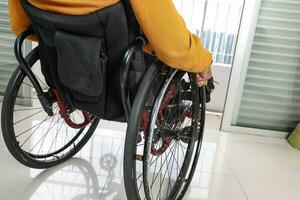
[20,0,132,121]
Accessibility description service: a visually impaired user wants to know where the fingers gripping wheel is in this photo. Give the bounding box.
[124,62,206,200]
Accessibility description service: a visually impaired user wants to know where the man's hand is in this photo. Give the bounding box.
[196,67,212,87]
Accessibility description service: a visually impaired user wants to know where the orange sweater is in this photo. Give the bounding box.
[8,0,212,73]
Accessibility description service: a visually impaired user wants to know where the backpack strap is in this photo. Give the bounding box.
[121,0,140,42]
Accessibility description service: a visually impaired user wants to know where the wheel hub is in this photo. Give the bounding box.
[140,81,194,156]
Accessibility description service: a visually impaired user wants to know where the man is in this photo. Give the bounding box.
[8,0,212,87]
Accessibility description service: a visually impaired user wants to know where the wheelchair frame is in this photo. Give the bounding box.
[6,25,208,200]
[15,27,145,123]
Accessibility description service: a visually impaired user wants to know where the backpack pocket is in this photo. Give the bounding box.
[55,30,107,97]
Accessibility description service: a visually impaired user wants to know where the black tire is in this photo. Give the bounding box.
[1,47,100,169]
[123,62,206,200]
[123,61,161,200]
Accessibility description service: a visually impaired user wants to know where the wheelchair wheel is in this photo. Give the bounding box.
[1,47,100,169]
[124,62,206,200]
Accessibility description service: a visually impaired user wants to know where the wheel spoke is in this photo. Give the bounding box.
[46,117,65,155]
[17,96,39,100]
[169,141,181,171]
[26,114,60,152]
[134,72,204,200]
[21,81,34,89]
[36,117,62,155]
[13,109,45,125]
[32,72,48,89]
[155,144,175,200]
[150,142,176,188]
[16,114,53,138]
[166,143,177,197]
[75,110,84,120]
[3,50,97,168]
[13,107,43,112]
[138,175,144,191]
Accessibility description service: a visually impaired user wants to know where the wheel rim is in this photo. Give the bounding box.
[133,70,202,200]
[6,54,97,163]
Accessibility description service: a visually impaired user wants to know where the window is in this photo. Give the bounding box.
[236,0,300,132]
[174,0,244,65]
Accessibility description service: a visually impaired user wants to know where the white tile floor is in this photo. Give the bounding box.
[1,113,300,200]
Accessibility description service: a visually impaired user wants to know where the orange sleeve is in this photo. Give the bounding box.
[8,0,32,36]
[131,0,212,73]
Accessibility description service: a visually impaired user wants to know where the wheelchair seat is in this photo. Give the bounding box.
[20,0,130,121]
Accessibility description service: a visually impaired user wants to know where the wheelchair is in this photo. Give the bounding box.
[1,0,212,199]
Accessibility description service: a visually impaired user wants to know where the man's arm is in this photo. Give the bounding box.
[130,0,212,73]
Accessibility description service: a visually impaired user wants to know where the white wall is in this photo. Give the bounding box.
[206,64,231,113]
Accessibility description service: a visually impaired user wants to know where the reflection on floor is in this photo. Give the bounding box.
[1,114,300,200]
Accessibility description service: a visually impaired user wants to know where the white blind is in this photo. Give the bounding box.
[0,0,17,96]
[237,0,300,132]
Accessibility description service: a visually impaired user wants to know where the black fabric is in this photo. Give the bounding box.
[121,0,140,43]
[21,0,129,121]
[128,50,147,100]
[55,31,107,97]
